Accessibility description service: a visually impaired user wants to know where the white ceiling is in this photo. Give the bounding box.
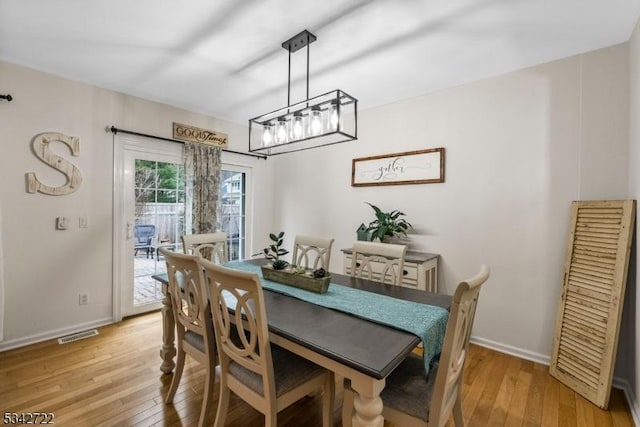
[1,0,639,125]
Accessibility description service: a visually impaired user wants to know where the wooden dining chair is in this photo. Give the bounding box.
[182,232,228,264]
[342,264,490,427]
[160,248,217,427]
[291,235,335,271]
[198,259,335,427]
[350,241,407,286]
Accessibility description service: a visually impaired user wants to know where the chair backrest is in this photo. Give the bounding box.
[350,241,407,286]
[161,248,216,355]
[199,259,277,401]
[135,224,155,244]
[429,265,490,427]
[291,235,335,271]
[182,232,228,264]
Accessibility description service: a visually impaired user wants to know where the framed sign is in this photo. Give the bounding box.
[352,147,445,187]
[173,122,228,148]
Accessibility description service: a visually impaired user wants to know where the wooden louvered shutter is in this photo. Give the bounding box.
[550,200,635,408]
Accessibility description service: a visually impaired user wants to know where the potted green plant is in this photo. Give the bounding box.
[263,231,289,270]
[365,202,412,242]
[261,231,331,293]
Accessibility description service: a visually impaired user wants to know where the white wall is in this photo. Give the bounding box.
[0,60,275,345]
[626,16,640,423]
[273,44,630,364]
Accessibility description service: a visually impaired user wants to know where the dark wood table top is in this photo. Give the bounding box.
[153,260,451,379]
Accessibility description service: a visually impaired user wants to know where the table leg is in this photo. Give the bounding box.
[350,377,385,427]
[160,282,176,374]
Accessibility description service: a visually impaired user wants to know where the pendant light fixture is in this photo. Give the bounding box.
[249,30,358,156]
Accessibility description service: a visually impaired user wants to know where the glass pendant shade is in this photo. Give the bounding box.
[292,114,304,140]
[275,119,288,144]
[310,108,323,136]
[262,124,273,146]
[327,101,339,131]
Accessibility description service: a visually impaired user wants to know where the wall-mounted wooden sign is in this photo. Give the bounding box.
[173,122,228,148]
[26,132,82,196]
[352,148,445,187]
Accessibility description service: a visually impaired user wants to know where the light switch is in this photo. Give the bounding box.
[79,215,89,228]
[56,217,68,230]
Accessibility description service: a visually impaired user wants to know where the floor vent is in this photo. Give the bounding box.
[58,329,99,344]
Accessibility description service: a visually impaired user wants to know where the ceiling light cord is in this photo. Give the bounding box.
[287,49,291,109]
[306,41,310,102]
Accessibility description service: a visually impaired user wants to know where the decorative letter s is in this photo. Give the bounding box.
[26,132,83,195]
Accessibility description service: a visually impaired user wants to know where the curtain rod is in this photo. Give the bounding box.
[107,126,267,160]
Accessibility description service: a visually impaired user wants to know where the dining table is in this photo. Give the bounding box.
[153,259,451,427]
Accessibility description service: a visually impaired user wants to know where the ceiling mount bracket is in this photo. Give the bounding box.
[281,30,317,53]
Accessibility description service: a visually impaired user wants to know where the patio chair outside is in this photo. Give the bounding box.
[134,224,156,258]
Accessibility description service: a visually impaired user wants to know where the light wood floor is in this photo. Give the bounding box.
[0,312,634,426]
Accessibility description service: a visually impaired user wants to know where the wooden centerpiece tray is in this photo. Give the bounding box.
[261,265,330,294]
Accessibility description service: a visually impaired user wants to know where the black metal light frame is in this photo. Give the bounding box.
[249,30,358,156]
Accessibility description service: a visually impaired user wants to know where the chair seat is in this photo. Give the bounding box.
[184,330,205,352]
[381,354,438,422]
[228,343,326,397]
[185,329,243,354]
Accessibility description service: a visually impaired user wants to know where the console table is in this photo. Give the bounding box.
[341,248,439,292]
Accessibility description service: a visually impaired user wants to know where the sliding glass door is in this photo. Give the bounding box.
[121,144,184,317]
[132,159,185,309]
[114,133,252,319]
[218,166,250,261]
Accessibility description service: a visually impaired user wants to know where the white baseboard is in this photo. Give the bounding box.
[470,335,550,365]
[0,317,114,352]
[613,378,640,427]
[471,335,639,426]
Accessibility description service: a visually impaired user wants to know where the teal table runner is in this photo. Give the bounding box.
[225,261,449,376]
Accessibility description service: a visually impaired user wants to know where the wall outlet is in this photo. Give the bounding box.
[79,293,89,305]
[79,216,89,228]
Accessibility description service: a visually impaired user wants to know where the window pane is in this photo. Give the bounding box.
[133,158,185,310]
[228,236,241,261]
[218,169,246,261]
[157,163,181,190]
[224,215,241,239]
[135,160,158,188]
[157,189,177,203]
[136,189,156,205]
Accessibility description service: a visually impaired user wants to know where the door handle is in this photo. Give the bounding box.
[126,221,134,240]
